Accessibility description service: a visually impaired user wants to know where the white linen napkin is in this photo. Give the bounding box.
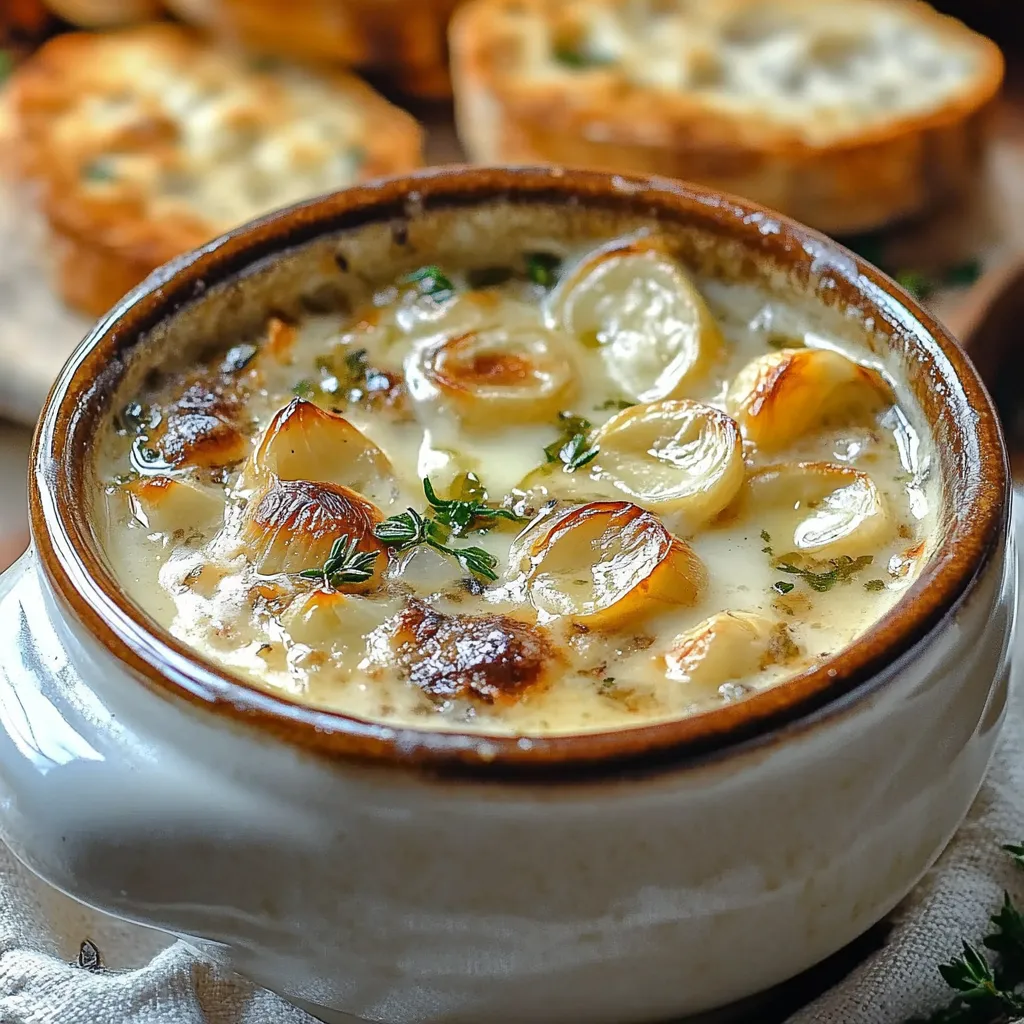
[0,497,1022,1024]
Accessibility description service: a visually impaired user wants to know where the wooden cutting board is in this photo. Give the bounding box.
[1,94,1021,427]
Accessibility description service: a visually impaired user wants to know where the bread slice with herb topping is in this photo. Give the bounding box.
[0,24,423,316]
[162,0,465,99]
[450,0,1004,235]
[40,0,161,26]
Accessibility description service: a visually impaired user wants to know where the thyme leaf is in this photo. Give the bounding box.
[297,534,379,589]
[372,480,507,582]
[774,554,874,593]
[525,251,562,288]
[403,265,454,302]
[543,412,599,471]
[905,843,1024,1023]
[422,476,526,537]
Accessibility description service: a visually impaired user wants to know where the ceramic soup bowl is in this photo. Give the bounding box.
[0,167,1013,1024]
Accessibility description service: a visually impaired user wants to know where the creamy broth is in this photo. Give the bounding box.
[96,234,936,736]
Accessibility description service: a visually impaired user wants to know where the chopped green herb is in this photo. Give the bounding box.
[1005,844,1024,870]
[525,252,562,288]
[343,347,369,381]
[543,412,599,472]
[553,47,613,69]
[298,534,379,589]
[466,266,514,289]
[292,379,315,399]
[597,398,635,412]
[772,581,795,595]
[760,530,774,556]
[81,159,117,183]
[895,270,936,301]
[774,554,874,593]
[221,343,258,373]
[403,265,455,302]
[865,579,886,592]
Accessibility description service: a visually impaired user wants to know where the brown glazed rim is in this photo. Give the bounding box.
[29,166,1009,778]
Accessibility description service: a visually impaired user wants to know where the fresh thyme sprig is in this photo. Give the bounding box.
[372,478,511,581]
[907,843,1024,1023]
[543,412,600,472]
[298,534,379,589]
[374,506,498,581]
[422,476,527,537]
[774,554,874,593]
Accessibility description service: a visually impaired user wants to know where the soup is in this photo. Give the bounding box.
[96,233,936,736]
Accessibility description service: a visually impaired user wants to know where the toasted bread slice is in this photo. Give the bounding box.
[450,0,1004,235]
[0,24,423,316]
[40,0,161,26]
[163,0,465,99]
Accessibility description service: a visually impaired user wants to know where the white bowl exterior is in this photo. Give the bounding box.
[0,532,1014,1024]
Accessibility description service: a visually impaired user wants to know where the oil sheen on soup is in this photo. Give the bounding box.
[97,235,936,736]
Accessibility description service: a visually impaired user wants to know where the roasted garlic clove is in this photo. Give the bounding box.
[509,501,707,627]
[384,599,552,703]
[124,475,222,535]
[591,400,744,528]
[726,348,892,451]
[156,381,247,469]
[282,589,393,649]
[663,612,801,688]
[746,462,890,556]
[410,324,577,427]
[241,399,401,508]
[554,240,722,402]
[237,478,387,589]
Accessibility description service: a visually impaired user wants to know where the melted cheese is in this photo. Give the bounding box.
[96,238,937,736]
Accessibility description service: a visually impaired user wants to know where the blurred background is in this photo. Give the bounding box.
[0,0,1020,569]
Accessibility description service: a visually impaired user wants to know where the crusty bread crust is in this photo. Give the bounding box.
[1,24,424,317]
[450,0,1005,236]
[40,0,161,26]
[163,0,465,99]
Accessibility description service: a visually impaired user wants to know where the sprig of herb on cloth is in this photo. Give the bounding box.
[544,412,600,472]
[298,534,379,589]
[907,843,1024,1023]
[373,478,510,581]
